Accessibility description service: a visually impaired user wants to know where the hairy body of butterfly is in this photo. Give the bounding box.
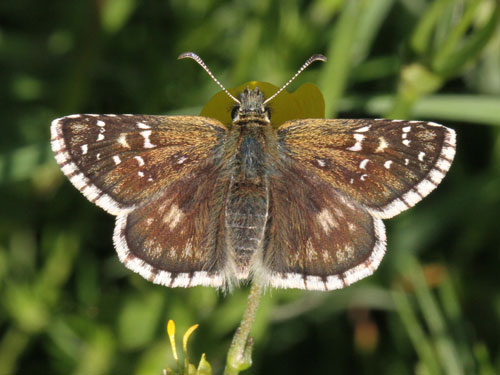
[51,87,455,291]
[51,53,456,291]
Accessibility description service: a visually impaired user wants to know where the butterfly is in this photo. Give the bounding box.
[50,52,456,291]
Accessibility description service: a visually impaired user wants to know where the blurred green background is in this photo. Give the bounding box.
[1,0,500,374]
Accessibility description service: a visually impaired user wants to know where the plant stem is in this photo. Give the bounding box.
[224,281,263,375]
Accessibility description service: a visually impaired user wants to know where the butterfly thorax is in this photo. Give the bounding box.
[224,87,274,279]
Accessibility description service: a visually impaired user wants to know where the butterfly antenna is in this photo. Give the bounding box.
[263,54,327,105]
[178,52,241,105]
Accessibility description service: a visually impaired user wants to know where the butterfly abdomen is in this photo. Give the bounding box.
[224,126,270,278]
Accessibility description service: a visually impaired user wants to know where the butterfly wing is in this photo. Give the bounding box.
[260,118,456,290]
[51,114,230,287]
[114,162,232,288]
[278,119,456,218]
[51,114,226,214]
[260,163,385,291]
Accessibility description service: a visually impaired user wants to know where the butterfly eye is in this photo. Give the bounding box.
[231,106,240,121]
[265,108,271,121]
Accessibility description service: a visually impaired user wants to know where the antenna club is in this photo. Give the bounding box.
[178,51,197,60]
[311,54,327,62]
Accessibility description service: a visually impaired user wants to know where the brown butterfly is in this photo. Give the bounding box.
[50,52,456,291]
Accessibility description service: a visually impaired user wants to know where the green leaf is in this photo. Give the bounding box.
[433,4,500,76]
[410,0,454,54]
[118,291,164,350]
[100,0,137,34]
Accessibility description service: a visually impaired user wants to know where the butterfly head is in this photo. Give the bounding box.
[178,51,327,126]
[231,87,270,125]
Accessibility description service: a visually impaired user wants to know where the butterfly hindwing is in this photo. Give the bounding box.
[51,114,227,214]
[278,119,456,218]
[114,161,232,288]
[259,163,386,291]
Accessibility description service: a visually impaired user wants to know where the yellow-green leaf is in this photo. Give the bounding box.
[197,353,212,375]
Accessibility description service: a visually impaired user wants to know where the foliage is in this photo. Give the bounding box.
[1,0,500,374]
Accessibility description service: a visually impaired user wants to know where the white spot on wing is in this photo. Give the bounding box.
[403,126,411,132]
[417,179,436,196]
[177,156,187,164]
[61,163,77,175]
[317,159,326,167]
[359,159,370,169]
[134,156,145,166]
[375,137,388,153]
[418,152,425,161]
[113,155,121,165]
[334,208,344,218]
[355,125,371,133]
[436,158,451,171]
[428,121,442,127]
[321,251,332,262]
[137,122,150,129]
[384,160,392,169]
[141,130,155,148]
[163,205,184,230]
[97,133,105,141]
[138,171,144,177]
[429,169,445,184]
[97,120,105,127]
[403,139,411,147]
[81,144,88,155]
[54,152,67,165]
[405,158,409,165]
[337,245,355,262]
[360,174,368,181]
[442,146,455,160]
[317,209,337,234]
[405,189,421,206]
[118,134,130,148]
[348,134,365,151]
[306,239,315,261]
[51,138,64,153]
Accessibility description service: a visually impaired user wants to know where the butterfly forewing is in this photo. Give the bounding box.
[51,114,226,214]
[51,114,230,287]
[278,119,456,219]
